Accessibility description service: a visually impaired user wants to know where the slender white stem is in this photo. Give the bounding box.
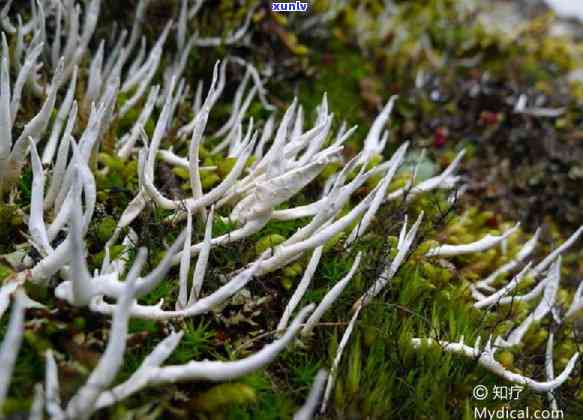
[473,228,540,292]
[302,252,362,336]
[294,369,328,420]
[94,304,315,409]
[177,209,193,310]
[278,247,323,331]
[426,223,520,258]
[189,206,214,305]
[65,263,139,419]
[321,305,362,414]
[411,337,579,393]
[0,289,26,412]
[45,350,63,418]
[496,258,561,348]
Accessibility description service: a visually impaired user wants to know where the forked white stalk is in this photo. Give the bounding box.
[427,223,520,258]
[93,304,315,409]
[411,336,579,393]
[65,257,140,420]
[494,258,561,348]
[472,228,540,293]
[357,212,424,307]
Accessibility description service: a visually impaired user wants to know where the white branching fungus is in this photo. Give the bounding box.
[426,222,520,257]
[545,333,559,411]
[357,212,424,307]
[411,336,579,393]
[472,262,533,309]
[471,228,540,294]
[492,226,583,306]
[0,289,27,413]
[565,280,583,320]
[45,350,63,418]
[494,258,561,348]
[321,305,362,413]
[65,261,139,420]
[0,46,63,197]
[294,369,328,420]
[302,252,362,336]
[92,305,315,410]
[450,224,583,400]
[278,246,323,331]
[346,141,409,245]
[359,95,397,164]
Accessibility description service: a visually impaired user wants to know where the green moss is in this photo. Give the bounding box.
[0,265,13,281]
[90,244,124,268]
[23,331,52,355]
[192,383,256,412]
[0,204,24,253]
[226,372,296,420]
[255,234,286,254]
[73,317,87,331]
[282,261,303,278]
[96,216,117,243]
[201,172,221,189]
[168,320,214,364]
[172,166,190,180]
[217,157,238,178]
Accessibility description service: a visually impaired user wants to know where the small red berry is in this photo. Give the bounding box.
[433,127,448,148]
[485,215,499,228]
